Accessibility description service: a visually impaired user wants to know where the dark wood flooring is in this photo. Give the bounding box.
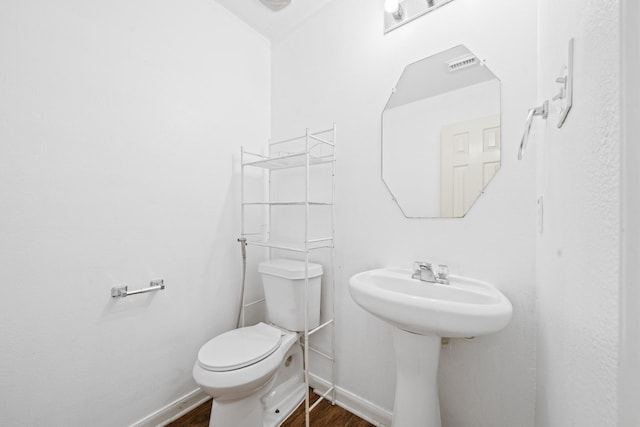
[167,390,375,427]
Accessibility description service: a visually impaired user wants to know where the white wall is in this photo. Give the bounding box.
[0,1,270,425]
[272,0,538,425]
[620,0,640,425]
[535,1,621,426]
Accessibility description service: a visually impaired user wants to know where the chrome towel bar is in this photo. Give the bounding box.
[111,279,165,298]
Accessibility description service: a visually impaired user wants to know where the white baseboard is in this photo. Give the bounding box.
[309,373,392,427]
[130,388,211,427]
[130,377,391,427]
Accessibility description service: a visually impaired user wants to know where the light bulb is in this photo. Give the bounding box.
[384,0,400,14]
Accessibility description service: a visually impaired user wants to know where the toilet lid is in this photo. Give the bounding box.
[197,323,282,372]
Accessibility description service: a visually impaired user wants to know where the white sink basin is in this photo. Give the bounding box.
[348,267,513,427]
[349,267,512,337]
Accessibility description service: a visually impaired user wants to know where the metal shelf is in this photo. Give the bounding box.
[242,152,333,170]
[245,238,333,253]
[239,125,337,427]
[242,201,333,206]
[241,126,335,171]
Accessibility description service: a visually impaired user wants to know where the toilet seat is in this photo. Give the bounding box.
[197,323,282,372]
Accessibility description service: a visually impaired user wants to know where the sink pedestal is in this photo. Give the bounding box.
[392,327,441,427]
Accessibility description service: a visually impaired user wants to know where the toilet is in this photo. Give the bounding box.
[193,258,323,427]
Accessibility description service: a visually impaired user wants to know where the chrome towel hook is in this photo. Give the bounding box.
[518,100,549,160]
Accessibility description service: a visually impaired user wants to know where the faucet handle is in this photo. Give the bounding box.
[412,261,432,280]
[414,261,432,271]
[435,264,449,283]
[436,264,448,277]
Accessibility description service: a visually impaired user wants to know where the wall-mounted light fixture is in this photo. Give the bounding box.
[384,0,404,20]
[258,0,291,11]
[384,0,456,33]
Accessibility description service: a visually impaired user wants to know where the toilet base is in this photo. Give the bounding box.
[208,380,305,427]
[263,381,305,427]
[209,393,264,427]
[207,340,305,427]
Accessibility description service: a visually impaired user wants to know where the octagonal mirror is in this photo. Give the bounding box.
[382,45,501,218]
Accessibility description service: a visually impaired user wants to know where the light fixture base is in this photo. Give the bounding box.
[259,0,291,12]
[384,0,456,34]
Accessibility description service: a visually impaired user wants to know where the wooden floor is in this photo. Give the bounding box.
[167,390,375,427]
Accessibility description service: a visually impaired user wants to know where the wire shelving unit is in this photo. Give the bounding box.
[239,124,337,427]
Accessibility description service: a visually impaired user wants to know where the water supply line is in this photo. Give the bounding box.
[236,237,247,328]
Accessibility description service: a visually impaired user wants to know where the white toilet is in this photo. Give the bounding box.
[193,258,323,427]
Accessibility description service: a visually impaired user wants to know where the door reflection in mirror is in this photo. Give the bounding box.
[382,45,501,218]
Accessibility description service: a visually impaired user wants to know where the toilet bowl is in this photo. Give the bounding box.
[192,258,323,427]
[193,322,305,427]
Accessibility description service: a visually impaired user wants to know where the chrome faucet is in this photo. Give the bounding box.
[412,261,449,285]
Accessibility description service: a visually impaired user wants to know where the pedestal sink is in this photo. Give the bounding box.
[348,267,512,427]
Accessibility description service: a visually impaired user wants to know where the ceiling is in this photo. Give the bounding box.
[215,0,337,41]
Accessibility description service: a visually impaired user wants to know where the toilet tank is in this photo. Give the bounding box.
[258,259,323,331]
